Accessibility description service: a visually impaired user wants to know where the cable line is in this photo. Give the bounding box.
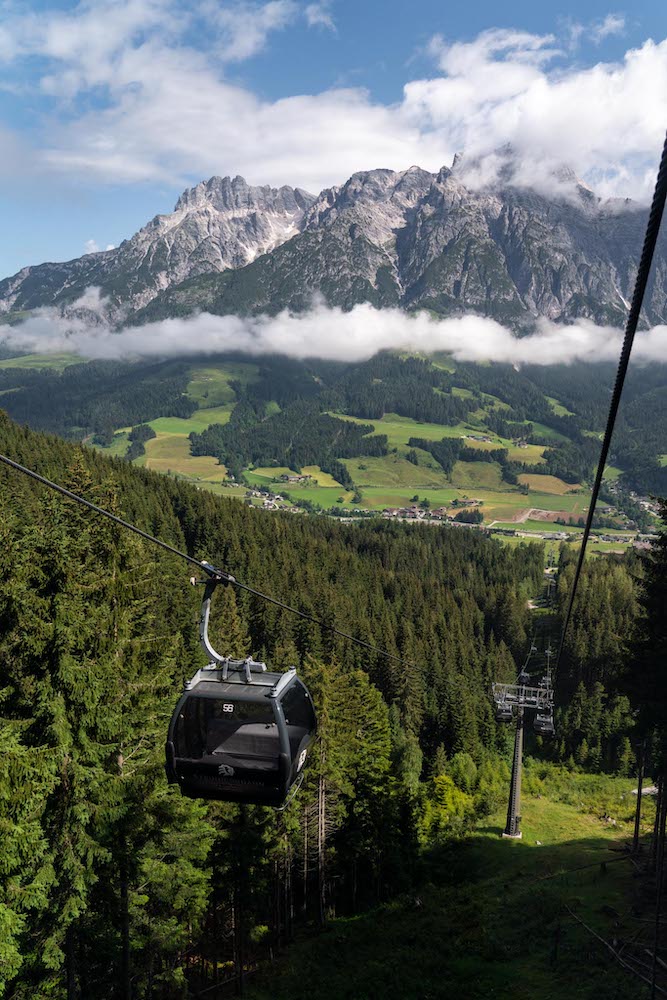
[556,130,667,670]
[0,451,411,667]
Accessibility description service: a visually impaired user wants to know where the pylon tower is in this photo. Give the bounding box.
[504,708,524,838]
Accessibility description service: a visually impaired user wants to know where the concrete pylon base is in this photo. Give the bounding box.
[502,831,523,840]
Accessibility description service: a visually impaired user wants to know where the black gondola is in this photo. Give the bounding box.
[165,571,317,807]
[496,704,513,723]
[534,712,555,737]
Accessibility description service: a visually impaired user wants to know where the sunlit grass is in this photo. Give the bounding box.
[0,352,80,370]
[518,474,580,495]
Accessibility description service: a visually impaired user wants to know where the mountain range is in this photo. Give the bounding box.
[1,154,666,329]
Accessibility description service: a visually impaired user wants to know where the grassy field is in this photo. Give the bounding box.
[249,774,653,1000]
[518,474,581,495]
[659,455,667,468]
[145,405,233,436]
[88,383,594,523]
[494,519,584,533]
[0,352,80,370]
[245,469,354,506]
[331,411,547,463]
[287,484,355,506]
[186,361,259,406]
[246,467,294,483]
[330,411,478,447]
[450,460,504,490]
[301,466,345,487]
[604,465,623,480]
[93,432,131,458]
[246,466,345,488]
[546,395,575,417]
[142,434,227,480]
[530,420,571,443]
[94,402,233,480]
[343,454,450,489]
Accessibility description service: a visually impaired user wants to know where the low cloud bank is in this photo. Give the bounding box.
[3,297,667,368]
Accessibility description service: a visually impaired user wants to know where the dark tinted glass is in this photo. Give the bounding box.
[175,696,277,760]
[280,681,316,757]
[281,681,316,729]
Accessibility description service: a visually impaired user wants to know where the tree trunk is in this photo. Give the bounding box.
[120,841,131,1000]
[235,888,244,997]
[285,834,293,941]
[633,742,645,854]
[651,780,667,998]
[653,777,664,870]
[66,925,79,1000]
[318,755,326,927]
[302,805,309,918]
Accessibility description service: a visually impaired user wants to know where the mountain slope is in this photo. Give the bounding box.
[136,163,667,327]
[2,158,667,328]
[0,176,314,318]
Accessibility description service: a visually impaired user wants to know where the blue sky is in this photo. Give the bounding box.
[0,0,665,279]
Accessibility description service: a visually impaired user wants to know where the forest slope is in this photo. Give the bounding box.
[249,776,654,1000]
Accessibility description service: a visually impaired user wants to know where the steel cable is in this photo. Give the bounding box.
[556,130,667,670]
[0,451,411,666]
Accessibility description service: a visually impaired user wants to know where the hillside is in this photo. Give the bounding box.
[0,351,663,532]
[248,778,657,1000]
[0,401,663,1000]
[0,407,542,997]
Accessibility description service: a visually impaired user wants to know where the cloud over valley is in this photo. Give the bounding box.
[4,295,667,369]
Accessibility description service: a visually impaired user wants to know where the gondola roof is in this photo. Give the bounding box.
[188,673,287,701]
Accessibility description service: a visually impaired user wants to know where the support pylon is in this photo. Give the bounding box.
[503,708,524,839]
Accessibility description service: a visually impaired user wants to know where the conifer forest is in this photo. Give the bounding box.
[0,405,665,999]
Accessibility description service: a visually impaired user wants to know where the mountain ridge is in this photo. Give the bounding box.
[1,158,666,328]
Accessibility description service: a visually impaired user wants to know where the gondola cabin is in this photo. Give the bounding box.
[496,704,513,723]
[166,659,317,807]
[534,712,555,737]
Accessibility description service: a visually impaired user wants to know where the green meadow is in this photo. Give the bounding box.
[249,771,653,1000]
[186,361,260,406]
[546,395,575,417]
[0,352,80,371]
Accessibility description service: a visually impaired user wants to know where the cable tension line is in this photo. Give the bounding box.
[556,129,667,671]
[0,451,412,666]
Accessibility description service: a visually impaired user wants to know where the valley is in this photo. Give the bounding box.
[0,350,656,553]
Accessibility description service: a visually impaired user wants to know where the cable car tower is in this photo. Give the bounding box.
[492,645,555,839]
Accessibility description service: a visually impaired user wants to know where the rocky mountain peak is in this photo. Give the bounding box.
[173,175,314,216]
[0,157,660,330]
[303,166,434,240]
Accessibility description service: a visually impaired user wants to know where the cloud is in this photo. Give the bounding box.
[4,294,667,368]
[562,14,626,51]
[591,14,626,43]
[84,240,116,253]
[305,2,335,32]
[0,9,664,201]
[211,1,297,62]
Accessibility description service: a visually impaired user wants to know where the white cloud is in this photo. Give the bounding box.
[84,240,116,254]
[305,2,335,32]
[5,294,667,368]
[0,9,664,201]
[562,14,626,51]
[210,1,297,62]
[591,14,626,43]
